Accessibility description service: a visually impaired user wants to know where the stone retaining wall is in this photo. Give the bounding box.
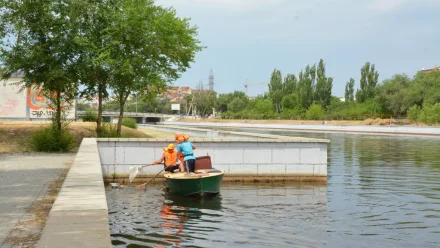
[98,136,329,182]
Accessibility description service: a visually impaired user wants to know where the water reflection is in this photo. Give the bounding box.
[107,128,440,247]
[221,128,440,247]
[107,183,327,247]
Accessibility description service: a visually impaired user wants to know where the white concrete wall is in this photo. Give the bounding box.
[0,77,27,118]
[98,138,328,179]
[164,121,440,136]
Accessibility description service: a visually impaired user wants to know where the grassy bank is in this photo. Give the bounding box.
[0,121,172,154]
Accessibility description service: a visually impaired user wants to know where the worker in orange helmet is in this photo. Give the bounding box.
[175,133,183,141]
[176,136,185,166]
[177,135,197,173]
[152,144,181,173]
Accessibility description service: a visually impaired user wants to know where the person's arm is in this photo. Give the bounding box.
[152,153,165,165]
[191,142,196,150]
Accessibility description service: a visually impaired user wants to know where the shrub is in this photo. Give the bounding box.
[101,123,119,137]
[407,105,421,123]
[419,103,440,125]
[305,104,325,120]
[121,118,137,129]
[82,109,98,122]
[30,122,74,152]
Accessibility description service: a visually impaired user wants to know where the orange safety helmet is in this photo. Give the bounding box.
[175,133,183,139]
[183,135,190,141]
[167,144,175,150]
[177,136,185,143]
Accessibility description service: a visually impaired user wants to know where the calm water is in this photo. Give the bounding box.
[106,130,440,247]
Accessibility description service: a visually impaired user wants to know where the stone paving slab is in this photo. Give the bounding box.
[0,154,74,247]
[37,139,112,248]
[37,210,111,248]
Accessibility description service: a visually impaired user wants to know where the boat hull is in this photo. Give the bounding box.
[165,173,224,196]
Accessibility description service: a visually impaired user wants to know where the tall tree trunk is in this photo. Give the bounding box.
[116,95,125,137]
[117,103,123,137]
[55,88,62,133]
[96,83,103,137]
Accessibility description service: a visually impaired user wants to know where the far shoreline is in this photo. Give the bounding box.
[164,119,440,136]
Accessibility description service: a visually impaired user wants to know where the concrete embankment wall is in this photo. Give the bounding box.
[38,138,112,248]
[97,136,329,182]
[140,124,293,139]
[162,121,440,136]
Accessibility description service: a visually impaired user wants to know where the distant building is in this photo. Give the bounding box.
[420,66,440,73]
[162,86,193,103]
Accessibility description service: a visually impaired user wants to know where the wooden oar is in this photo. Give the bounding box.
[144,168,165,191]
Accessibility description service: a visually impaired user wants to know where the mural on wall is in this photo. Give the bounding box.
[0,78,75,119]
[27,84,74,119]
[0,78,27,118]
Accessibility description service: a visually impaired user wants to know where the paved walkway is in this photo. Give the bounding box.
[0,154,74,247]
[37,139,112,248]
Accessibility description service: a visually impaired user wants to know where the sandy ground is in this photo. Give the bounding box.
[138,127,175,138]
[0,121,160,154]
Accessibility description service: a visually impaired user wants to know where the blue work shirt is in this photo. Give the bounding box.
[177,141,195,161]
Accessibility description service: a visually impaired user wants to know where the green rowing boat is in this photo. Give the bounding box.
[164,156,224,196]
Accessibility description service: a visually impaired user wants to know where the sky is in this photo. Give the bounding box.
[156,0,440,97]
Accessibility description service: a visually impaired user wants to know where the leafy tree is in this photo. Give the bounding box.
[283,74,297,95]
[376,74,412,115]
[215,93,233,113]
[314,59,333,108]
[356,62,379,103]
[407,104,421,123]
[297,65,316,109]
[411,70,440,106]
[228,98,247,112]
[1,0,79,132]
[74,0,114,137]
[268,69,283,113]
[77,103,92,111]
[281,94,298,110]
[305,104,325,120]
[345,78,355,102]
[102,0,202,136]
[418,103,440,125]
[192,82,216,117]
[215,91,248,113]
[254,99,274,119]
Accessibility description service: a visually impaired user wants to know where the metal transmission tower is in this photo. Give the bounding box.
[208,70,215,91]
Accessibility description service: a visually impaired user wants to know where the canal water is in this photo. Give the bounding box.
[106,130,440,248]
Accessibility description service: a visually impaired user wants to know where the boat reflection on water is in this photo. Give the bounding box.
[156,192,223,247]
[164,192,223,211]
[107,183,327,247]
